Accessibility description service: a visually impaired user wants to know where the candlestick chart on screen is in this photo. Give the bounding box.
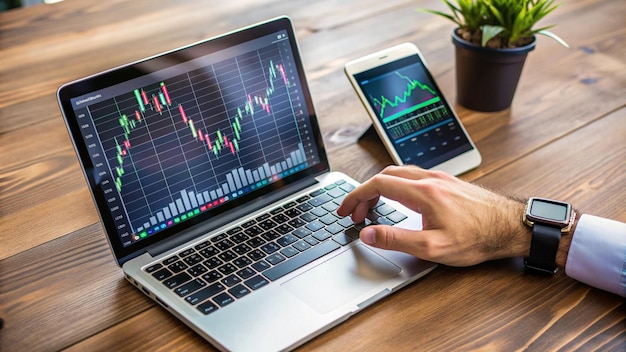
[85,43,310,238]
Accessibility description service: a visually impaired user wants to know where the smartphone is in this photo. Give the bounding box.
[344,43,481,175]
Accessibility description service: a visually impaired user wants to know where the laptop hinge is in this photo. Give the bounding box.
[145,177,319,258]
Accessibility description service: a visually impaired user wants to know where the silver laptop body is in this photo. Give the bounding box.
[57,16,436,352]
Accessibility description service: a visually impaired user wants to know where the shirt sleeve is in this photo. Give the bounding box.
[565,214,626,297]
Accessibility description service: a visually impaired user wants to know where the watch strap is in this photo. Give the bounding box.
[525,223,561,274]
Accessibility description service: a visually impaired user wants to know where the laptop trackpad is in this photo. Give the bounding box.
[281,244,401,314]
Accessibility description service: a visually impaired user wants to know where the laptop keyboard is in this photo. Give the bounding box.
[143,179,407,315]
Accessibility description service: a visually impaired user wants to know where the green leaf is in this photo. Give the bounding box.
[481,25,505,46]
[538,29,569,48]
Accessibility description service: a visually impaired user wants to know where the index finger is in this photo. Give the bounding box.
[337,171,433,222]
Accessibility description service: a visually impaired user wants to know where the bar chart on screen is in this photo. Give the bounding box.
[86,41,311,240]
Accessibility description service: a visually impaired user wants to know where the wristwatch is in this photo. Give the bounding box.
[523,197,576,274]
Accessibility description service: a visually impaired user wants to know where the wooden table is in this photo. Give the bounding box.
[1,0,624,350]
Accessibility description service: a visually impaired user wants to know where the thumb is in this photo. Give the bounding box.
[359,225,419,253]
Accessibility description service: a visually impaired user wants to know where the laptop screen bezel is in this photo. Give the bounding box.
[57,16,329,264]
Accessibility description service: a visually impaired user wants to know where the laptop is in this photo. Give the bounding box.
[57,16,436,351]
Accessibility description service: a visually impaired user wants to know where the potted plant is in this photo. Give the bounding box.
[421,0,568,111]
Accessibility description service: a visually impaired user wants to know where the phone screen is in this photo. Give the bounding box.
[353,55,474,168]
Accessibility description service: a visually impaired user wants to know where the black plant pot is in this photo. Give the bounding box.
[452,30,536,112]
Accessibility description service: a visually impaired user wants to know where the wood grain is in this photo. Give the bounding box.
[0,0,624,351]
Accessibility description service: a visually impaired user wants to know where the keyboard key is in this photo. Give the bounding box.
[248,249,266,261]
[296,195,310,203]
[233,257,252,268]
[163,255,179,266]
[296,203,313,212]
[319,213,338,225]
[211,233,228,243]
[312,230,331,242]
[332,233,354,246]
[261,230,281,241]
[270,207,283,215]
[339,183,355,193]
[202,270,223,283]
[287,217,306,228]
[204,257,223,269]
[305,220,325,232]
[258,219,277,231]
[293,227,312,239]
[251,260,270,272]
[236,267,256,279]
[309,193,332,207]
[345,227,361,240]
[187,264,207,277]
[280,246,299,258]
[186,282,225,305]
[275,223,294,235]
[310,207,327,217]
[183,253,203,266]
[375,217,394,226]
[218,250,237,262]
[293,240,311,252]
[198,246,219,258]
[226,227,243,235]
[277,234,298,247]
[175,278,206,297]
[180,248,195,258]
[164,272,192,289]
[262,240,340,281]
[304,236,319,246]
[325,223,344,235]
[168,261,188,273]
[255,213,271,222]
[231,233,249,243]
[241,219,256,228]
[322,202,338,212]
[213,293,234,307]
[145,263,163,273]
[152,268,172,281]
[327,187,346,198]
[245,275,269,290]
[229,284,251,299]
[387,211,407,223]
[215,239,234,251]
[284,208,301,218]
[300,212,317,222]
[245,225,265,236]
[375,204,396,216]
[197,301,219,315]
[218,263,237,275]
[222,274,242,287]
[309,189,325,197]
[337,217,355,228]
[260,242,280,254]
[284,200,297,207]
[194,241,210,251]
[273,213,290,224]
[232,243,252,255]
[246,237,266,248]
[265,253,286,265]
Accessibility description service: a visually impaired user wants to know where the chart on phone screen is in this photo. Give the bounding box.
[85,43,313,243]
[365,62,453,144]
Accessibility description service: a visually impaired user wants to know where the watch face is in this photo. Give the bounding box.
[530,199,568,221]
[526,197,572,227]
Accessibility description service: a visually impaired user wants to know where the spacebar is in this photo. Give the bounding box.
[263,241,341,281]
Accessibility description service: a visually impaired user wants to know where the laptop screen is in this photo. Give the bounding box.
[58,17,328,262]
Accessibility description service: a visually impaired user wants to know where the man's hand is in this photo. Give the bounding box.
[337,165,531,266]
